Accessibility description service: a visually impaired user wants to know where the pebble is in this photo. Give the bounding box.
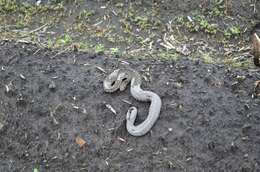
[208,141,215,150]
[244,153,249,158]
[186,157,192,162]
[236,75,246,81]
[241,136,250,141]
[230,141,238,152]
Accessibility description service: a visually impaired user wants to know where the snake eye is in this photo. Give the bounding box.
[111,81,116,86]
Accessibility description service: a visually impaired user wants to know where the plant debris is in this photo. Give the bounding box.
[105,104,117,115]
[75,136,87,148]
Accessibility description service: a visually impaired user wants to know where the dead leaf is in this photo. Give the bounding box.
[75,136,87,148]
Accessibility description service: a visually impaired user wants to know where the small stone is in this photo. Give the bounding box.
[162,147,167,151]
[186,157,192,162]
[236,75,246,81]
[48,81,56,90]
[244,153,249,158]
[241,136,250,141]
[208,141,215,150]
[244,104,250,110]
[230,141,238,152]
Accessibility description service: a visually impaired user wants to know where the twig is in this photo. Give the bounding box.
[18,23,49,38]
[49,104,61,125]
[50,46,71,59]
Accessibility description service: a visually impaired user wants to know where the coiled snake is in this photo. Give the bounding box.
[103,68,162,136]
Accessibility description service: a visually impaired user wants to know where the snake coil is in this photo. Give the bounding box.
[103,68,162,136]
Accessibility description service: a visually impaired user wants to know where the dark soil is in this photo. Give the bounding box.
[0,41,260,172]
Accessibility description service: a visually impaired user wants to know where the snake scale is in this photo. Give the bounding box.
[103,68,162,136]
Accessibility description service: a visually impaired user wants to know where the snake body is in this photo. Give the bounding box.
[103,68,162,136]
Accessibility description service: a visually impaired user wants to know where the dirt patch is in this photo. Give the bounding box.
[0,41,260,171]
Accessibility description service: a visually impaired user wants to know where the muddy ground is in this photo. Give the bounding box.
[0,40,260,172]
[1,0,260,172]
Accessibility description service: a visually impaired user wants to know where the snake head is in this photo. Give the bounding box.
[103,69,131,92]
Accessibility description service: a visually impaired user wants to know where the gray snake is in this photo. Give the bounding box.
[103,68,162,136]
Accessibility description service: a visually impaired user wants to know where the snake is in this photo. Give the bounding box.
[103,68,162,136]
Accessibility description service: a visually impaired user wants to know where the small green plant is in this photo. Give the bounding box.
[77,9,95,20]
[110,47,119,55]
[78,42,90,50]
[224,26,241,39]
[47,39,54,48]
[133,16,150,29]
[94,44,105,53]
[120,18,133,33]
[176,14,217,34]
[208,0,225,17]
[196,15,217,34]
[121,7,160,32]
[56,34,73,46]
[33,168,39,172]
